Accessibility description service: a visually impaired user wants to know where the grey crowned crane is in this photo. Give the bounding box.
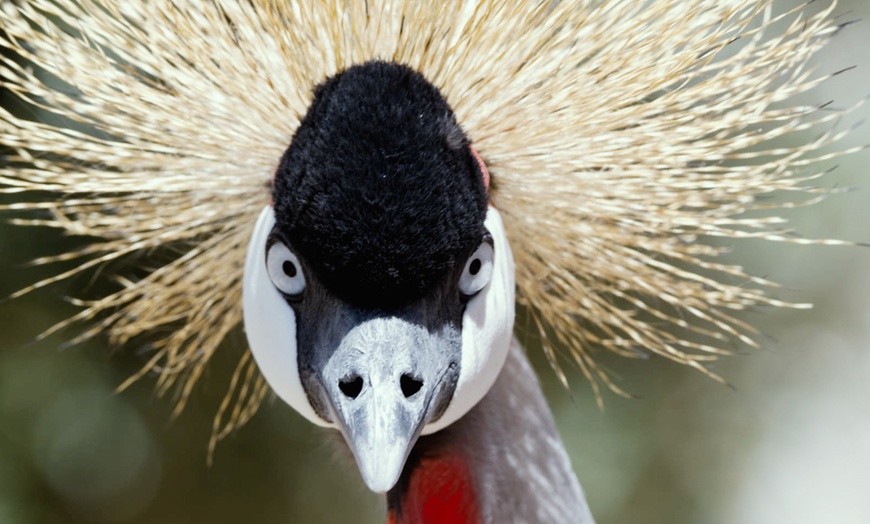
[0,1,855,522]
[243,61,592,521]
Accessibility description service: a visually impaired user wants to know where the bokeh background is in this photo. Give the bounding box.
[1,1,868,523]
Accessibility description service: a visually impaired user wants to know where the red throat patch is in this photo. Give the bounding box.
[387,452,481,524]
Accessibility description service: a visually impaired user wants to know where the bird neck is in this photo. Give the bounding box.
[387,339,595,524]
[386,450,480,524]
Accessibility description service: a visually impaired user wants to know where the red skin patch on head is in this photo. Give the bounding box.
[470,146,490,194]
[388,453,481,524]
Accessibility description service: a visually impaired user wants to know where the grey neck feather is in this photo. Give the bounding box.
[429,338,595,523]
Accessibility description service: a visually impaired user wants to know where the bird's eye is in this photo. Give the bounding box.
[266,239,306,299]
[459,239,494,298]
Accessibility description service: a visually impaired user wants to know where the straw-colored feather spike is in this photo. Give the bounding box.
[0,0,858,442]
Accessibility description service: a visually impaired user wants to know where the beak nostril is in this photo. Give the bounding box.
[339,375,363,399]
[400,374,423,398]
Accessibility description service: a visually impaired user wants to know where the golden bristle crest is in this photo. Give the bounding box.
[0,0,857,443]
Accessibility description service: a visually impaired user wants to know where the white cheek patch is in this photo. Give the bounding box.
[242,206,333,428]
[423,206,516,434]
[245,205,514,433]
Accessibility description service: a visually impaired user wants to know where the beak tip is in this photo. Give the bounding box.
[354,442,409,494]
[362,474,400,494]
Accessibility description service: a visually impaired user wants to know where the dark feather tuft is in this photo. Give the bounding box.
[273,61,488,309]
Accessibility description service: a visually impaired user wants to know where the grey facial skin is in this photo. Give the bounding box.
[282,232,464,493]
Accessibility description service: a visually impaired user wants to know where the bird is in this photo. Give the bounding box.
[0,0,857,522]
[243,60,592,521]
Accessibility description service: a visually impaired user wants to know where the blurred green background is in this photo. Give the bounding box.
[1,1,868,523]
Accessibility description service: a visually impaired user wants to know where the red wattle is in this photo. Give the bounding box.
[388,453,480,524]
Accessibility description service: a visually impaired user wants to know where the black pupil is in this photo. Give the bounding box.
[469,258,481,276]
[282,260,297,278]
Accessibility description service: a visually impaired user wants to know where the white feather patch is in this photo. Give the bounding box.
[243,206,334,427]
[244,205,514,433]
[423,206,516,434]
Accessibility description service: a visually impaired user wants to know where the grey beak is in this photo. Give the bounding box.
[338,370,425,492]
[318,316,458,493]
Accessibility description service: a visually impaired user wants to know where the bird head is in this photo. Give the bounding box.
[242,61,515,493]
